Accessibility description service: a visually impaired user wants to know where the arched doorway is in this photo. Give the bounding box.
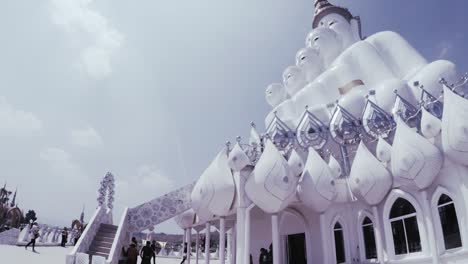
[281,208,310,264]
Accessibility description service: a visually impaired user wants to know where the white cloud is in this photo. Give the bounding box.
[39,147,83,178]
[115,165,174,207]
[71,126,103,147]
[0,96,42,136]
[49,0,124,79]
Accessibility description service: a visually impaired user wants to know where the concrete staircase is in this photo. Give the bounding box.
[88,224,118,259]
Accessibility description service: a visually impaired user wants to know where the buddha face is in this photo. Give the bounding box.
[265,83,287,107]
[306,27,343,67]
[295,47,323,83]
[283,66,307,97]
[317,13,359,49]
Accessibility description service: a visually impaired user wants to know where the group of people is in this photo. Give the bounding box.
[258,245,273,264]
[123,237,159,264]
[24,221,79,252]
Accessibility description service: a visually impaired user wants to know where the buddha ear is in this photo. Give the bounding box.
[350,17,363,40]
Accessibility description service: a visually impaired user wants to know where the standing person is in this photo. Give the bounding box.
[150,240,157,264]
[140,241,154,264]
[125,243,138,264]
[267,244,273,264]
[74,228,82,245]
[131,237,139,250]
[180,242,188,264]
[25,223,39,252]
[259,248,268,264]
[61,227,69,247]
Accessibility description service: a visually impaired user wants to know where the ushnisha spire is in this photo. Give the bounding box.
[312,0,354,28]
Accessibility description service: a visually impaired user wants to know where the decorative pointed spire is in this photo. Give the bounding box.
[10,188,17,207]
[314,0,333,11]
[80,204,85,223]
[312,0,354,28]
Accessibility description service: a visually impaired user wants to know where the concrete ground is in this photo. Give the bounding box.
[0,245,224,264]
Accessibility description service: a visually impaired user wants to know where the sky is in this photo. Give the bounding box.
[0,0,466,234]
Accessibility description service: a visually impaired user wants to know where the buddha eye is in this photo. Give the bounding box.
[314,37,319,42]
[287,74,292,80]
[329,20,336,26]
[301,56,306,61]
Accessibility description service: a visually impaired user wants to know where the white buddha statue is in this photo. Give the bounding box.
[283,66,308,97]
[295,47,324,83]
[265,83,287,108]
[266,0,458,126]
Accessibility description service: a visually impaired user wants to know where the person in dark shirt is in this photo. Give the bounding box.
[267,244,273,264]
[140,241,154,264]
[150,240,157,264]
[61,227,69,247]
[180,242,188,264]
[259,248,268,264]
[124,243,138,264]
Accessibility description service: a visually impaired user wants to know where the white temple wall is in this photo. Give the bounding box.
[234,154,468,264]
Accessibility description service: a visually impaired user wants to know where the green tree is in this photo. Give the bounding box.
[24,210,37,223]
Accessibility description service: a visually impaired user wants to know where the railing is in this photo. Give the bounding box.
[106,207,129,264]
[127,182,195,232]
[66,207,112,264]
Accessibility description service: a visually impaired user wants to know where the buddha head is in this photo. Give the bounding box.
[312,0,362,49]
[266,83,287,107]
[295,47,323,83]
[306,27,342,68]
[283,66,307,97]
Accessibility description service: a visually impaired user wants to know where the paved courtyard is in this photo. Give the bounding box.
[0,245,224,264]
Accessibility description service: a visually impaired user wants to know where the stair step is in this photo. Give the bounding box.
[91,240,113,246]
[100,224,118,230]
[89,251,109,258]
[95,232,116,238]
[89,246,111,253]
[90,242,113,248]
[94,237,114,243]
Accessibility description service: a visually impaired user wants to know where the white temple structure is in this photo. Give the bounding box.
[65,1,468,264]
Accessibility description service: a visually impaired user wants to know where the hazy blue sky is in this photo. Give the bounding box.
[0,0,466,233]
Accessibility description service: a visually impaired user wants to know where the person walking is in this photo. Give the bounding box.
[124,243,138,264]
[150,240,157,264]
[140,241,154,264]
[25,223,39,252]
[61,227,69,247]
[180,242,188,264]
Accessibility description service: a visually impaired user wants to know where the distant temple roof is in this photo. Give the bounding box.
[312,0,354,28]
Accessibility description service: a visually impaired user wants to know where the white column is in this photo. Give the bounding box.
[195,230,200,264]
[232,225,237,264]
[271,214,280,264]
[205,222,211,264]
[421,191,439,264]
[187,227,192,264]
[372,206,385,264]
[233,168,252,263]
[219,217,226,264]
[244,204,255,264]
[319,213,329,264]
[227,231,232,263]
